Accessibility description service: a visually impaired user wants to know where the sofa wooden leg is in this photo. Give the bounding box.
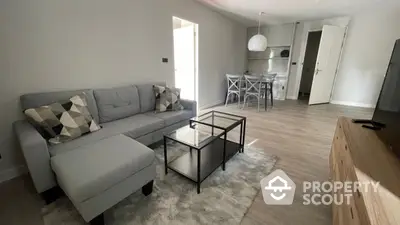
[142,180,154,196]
[90,213,104,225]
[41,186,65,205]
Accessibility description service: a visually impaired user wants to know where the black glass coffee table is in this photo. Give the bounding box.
[163,111,246,193]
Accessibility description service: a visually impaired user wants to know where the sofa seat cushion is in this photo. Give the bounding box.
[101,114,164,139]
[51,134,155,203]
[145,110,193,126]
[49,127,116,156]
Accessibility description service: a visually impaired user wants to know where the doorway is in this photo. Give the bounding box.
[172,17,198,102]
[293,25,346,105]
[298,31,322,102]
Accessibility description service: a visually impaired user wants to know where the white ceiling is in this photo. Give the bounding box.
[195,0,400,26]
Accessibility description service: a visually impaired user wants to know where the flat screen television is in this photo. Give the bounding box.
[371,39,400,156]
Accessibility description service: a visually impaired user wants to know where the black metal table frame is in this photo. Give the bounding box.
[163,111,247,193]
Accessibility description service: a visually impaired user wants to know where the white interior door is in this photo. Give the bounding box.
[309,25,346,105]
[173,25,195,101]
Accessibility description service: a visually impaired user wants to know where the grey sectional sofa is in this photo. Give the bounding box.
[13,82,196,223]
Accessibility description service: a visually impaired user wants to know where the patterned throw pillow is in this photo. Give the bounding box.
[153,85,184,113]
[24,93,101,145]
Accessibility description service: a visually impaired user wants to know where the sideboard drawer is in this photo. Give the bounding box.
[333,185,346,225]
[344,194,361,225]
[348,170,371,225]
[332,141,347,181]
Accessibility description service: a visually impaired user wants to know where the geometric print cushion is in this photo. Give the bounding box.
[24,93,101,145]
[153,85,184,113]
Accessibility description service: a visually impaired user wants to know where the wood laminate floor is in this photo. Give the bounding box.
[0,100,373,225]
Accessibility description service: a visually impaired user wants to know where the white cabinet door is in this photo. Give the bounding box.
[309,25,345,105]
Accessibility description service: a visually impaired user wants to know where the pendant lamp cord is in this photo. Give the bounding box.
[258,12,261,34]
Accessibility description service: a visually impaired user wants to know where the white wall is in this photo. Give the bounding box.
[331,7,400,108]
[0,0,247,181]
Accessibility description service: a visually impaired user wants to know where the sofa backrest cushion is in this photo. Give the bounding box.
[20,89,99,123]
[136,82,166,113]
[94,85,140,123]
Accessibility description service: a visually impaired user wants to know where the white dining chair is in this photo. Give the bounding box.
[225,74,245,107]
[243,75,265,111]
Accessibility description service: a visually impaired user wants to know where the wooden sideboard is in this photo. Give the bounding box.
[330,117,400,225]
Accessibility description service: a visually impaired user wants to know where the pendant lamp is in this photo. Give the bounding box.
[248,12,267,52]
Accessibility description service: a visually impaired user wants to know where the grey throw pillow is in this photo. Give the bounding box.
[153,85,184,113]
[24,93,101,145]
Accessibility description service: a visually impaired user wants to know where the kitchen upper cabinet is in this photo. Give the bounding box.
[266,24,294,47]
[247,23,294,58]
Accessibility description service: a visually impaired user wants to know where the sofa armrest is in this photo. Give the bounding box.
[181,99,197,117]
[13,120,56,193]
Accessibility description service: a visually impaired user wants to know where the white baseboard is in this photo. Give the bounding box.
[199,101,224,110]
[330,100,375,108]
[286,96,298,100]
[0,165,27,184]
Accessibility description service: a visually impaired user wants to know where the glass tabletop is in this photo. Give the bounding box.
[190,111,245,130]
[165,124,224,149]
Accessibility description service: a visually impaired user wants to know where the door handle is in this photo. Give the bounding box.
[315,62,321,75]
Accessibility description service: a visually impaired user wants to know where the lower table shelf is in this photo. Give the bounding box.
[167,138,242,183]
